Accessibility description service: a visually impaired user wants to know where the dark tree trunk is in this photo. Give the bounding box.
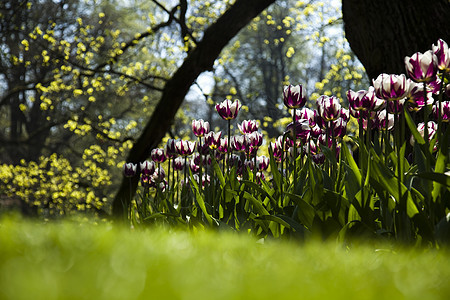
[112,0,276,217]
[342,0,450,80]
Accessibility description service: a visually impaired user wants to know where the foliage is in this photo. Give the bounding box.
[1,0,363,217]
[0,216,449,300]
[126,39,450,247]
[0,152,111,216]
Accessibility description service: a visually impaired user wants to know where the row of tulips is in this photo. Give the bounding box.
[123,39,449,246]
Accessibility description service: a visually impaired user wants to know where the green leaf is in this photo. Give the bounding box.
[189,170,214,226]
[342,143,362,183]
[284,192,315,228]
[211,154,225,188]
[255,215,292,229]
[416,172,450,187]
[405,109,425,145]
[268,145,282,191]
[242,180,278,208]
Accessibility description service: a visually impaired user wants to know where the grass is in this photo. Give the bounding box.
[0,216,449,300]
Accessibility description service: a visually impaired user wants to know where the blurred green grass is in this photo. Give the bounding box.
[0,216,449,300]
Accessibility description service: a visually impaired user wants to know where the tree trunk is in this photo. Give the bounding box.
[342,0,450,80]
[112,0,276,217]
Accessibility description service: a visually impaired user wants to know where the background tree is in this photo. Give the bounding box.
[342,0,450,80]
[111,0,278,216]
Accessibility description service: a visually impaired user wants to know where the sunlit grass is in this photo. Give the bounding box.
[0,216,449,300]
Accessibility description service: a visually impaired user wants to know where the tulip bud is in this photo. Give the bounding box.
[151,148,166,163]
[432,39,450,72]
[405,50,438,83]
[123,162,137,177]
[373,73,409,101]
[238,120,259,134]
[175,140,196,156]
[432,101,450,122]
[192,119,210,137]
[256,156,269,171]
[283,84,307,109]
[205,131,222,150]
[140,160,155,175]
[215,99,240,120]
[317,95,341,122]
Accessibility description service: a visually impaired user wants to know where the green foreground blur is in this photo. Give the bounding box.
[0,216,449,300]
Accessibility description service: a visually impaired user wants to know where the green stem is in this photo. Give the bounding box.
[292,109,298,194]
[358,114,364,209]
[437,70,447,145]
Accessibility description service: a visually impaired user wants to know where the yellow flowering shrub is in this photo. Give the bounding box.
[0,154,111,217]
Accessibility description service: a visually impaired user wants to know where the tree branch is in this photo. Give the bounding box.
[112,0,277,217]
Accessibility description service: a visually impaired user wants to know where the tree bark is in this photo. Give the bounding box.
[342,0,450,80]
[112,0,276,217]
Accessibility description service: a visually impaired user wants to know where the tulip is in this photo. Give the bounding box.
[228,154,243,169]
[410,121,438,146]
[387,99,406,114]
[405,50,438,83]
[205,131,222,150]
[406,80,434,112]
[314,109,326,129]
[244,159,255,171]
[432,39,450,72]
[151,148,166,163]
[433,101,450,122]
[317,95,342,122]
[294,107,316,127]
[189,155,201,173]
[197,141,210,155]
[231,135,246,152]
[238,120,259,134]
[175,140,196,156]
[140,174,151,187]
[331,117,347,138]
[340,107,350,121]
[193,174,210,188]
[255,172,265,184]
[349,106,360,119]
[192,119,210,137]
[165,139,177,159]
[217,138,228,154]
[173,157,186,171]
[140,160,155,175]
[347,87,385,112]
[312,152,325,165]
[245,131,263,149]
[215,99,240,120]
[310,125,323,138]
[318,133,332,148]
[152,165,166,180]
[256,156,269,171]
[373,73,409,101]
[270,136,285,162]
[123,162,137,177]
[376,110,394,131]
[286,121,310,143]
[283,84,307,109]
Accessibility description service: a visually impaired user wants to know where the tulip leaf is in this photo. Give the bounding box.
[285,192,315,229]
[432,126,449,201]
[405,109,425,145]
[241,180,277,207]
[211,154,225,188]
[416,172,450,187]
[189,170,214,226]
[341,143,362,183]
[255,215,291,230]
[243,191,270,216]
